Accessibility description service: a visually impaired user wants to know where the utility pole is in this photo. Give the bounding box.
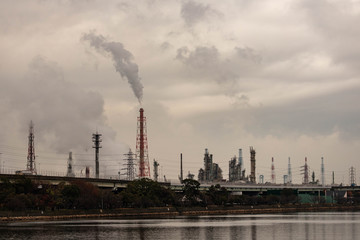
[92,132,102,179]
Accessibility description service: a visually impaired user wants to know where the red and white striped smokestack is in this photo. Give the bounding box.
[271,157,275,184]
[139,108,145,177]
[136,108,150,178]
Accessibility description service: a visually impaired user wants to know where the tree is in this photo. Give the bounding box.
[61,184,80,209]
[207,184,229,205]
[121,178,175,208]
[182,179,204,206]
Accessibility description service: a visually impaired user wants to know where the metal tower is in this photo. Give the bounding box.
[321,157,325,186]
[122,149,136,181]
[301,157,309,184]
[349,166,356,186]
[288,157,292,184]
[153,159,159,181]
[26,121,37,174]
[92,132,102,178]
[250,147,256,183]
[271,157,275,184]
[66,152,75,177]
[136,108,150,178]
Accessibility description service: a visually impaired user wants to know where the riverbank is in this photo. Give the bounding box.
[1,204,360,222]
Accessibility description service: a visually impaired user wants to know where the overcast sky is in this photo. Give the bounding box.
[0,0,359,184]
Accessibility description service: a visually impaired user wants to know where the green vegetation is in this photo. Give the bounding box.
[0,177,356,213]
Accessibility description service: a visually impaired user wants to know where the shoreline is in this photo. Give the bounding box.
[1,205,360,222]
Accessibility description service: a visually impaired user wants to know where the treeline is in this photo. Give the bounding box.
[0,177,357,211]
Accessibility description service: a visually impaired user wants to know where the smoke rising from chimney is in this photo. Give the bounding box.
[81,32,144,103]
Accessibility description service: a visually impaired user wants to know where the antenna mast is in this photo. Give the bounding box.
[26,121,37,174]
[92,132,102,179]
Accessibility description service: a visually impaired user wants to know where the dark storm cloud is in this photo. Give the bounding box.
[81,32,144,103]
[1,56,115,153]
[180,0,222,26]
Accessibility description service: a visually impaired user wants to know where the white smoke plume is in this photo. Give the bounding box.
[81,32,144,103]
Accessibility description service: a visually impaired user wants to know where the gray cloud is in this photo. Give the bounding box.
[235,47,262,64]
[300,0,360,70]
[242,87,360,139]
[81,31,144,103]
[176,46,219,69]
[175,45,262,87]
[180,1,222,27]
[1,56,116,153]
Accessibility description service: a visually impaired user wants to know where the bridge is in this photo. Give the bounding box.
[0,173,357,198]
[0,173,132,189]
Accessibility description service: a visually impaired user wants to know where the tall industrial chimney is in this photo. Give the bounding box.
[288,157,292,184]
[321,157,325,187]
[238,149,243,171]
[136,108,150,178]
[85,166,90,178]
[250,147,256,183]
[271,157,275,184]
[180,153,183,182]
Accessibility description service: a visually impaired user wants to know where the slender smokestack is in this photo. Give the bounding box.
[271,157,275,184]
[180,153,183,182]
[250,147,256,183]
[136,108,150,178]
[86,166,90,178]
[321,157,325,187]
[288,157,292,184]
[238,148,243,170]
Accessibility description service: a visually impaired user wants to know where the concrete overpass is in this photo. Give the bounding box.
[0,173,131,189]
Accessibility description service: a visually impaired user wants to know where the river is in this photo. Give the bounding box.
[0,212,359,239]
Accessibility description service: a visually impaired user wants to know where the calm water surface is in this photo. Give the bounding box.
[0,212,359,240]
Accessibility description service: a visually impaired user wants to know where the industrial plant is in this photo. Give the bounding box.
[2,107,360,208]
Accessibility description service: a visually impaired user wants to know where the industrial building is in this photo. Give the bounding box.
[228,149,245,182]
[198,149,223,182]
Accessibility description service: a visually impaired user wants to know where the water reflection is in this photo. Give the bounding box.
[251,223,257,240]
[1,212,360,240]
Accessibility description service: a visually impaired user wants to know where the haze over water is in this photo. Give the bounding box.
[1,212,359,240]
